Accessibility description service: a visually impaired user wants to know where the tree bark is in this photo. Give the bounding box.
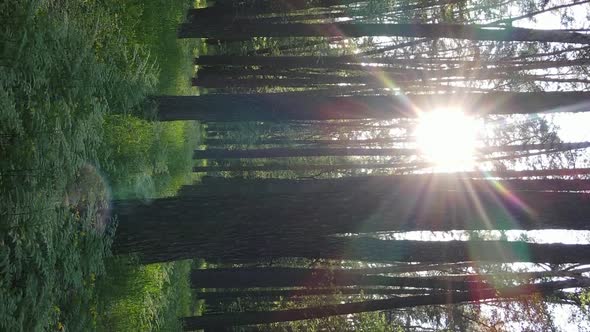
[191,162,406,172]
[180,278,590,330]
[112,184,590,263]
[245,39,334,56]
[192,142,590,159]
[186,0,353,21]
[154,92,590,121]
[178,22,590,44]
[233,238,590,265]
[189,267,489,290]
[194,55,590,69]
[192,68,590,89]
[195,287,435,302]
[192,74,389,89]
[114,188,590,240]
[203,137,404,147]
[180,176,590,196]
[190,267,576,289]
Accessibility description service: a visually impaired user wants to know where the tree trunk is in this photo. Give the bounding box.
[200,12,352,25]
[190,267,576,289]
[112,184,590,263]
[187,0,461,23]
[115,186,590,239]
[186,0,353,21]
[194,55,590,70]
[219,237,590,265]
[154,92,590,121]
[180,176,590,196]
[203,137,404,147]
[192,74,388,89]
[194,146,417,158]
[178,22,590,44]
[195,287,436,302]
[192,142,590,159]
[338,262,474,274]
[189,267,489,290]
[180,279,590,330]
[191,162,411,173]
[193,67,590,89]
[245,39,334,56]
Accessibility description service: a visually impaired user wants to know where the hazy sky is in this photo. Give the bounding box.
[520,3,590,143]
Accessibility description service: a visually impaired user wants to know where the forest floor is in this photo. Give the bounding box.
[0,0,204,330]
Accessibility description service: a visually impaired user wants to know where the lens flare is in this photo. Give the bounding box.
[415,108,482,171]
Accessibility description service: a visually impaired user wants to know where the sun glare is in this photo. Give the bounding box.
[414,108,481,171]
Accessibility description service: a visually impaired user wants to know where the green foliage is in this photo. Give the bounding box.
[95,258,196,331]
[100,117,201,199]
[0,0,200,330]
[87,0,205,330]
[280,310,400,332]
[0,0,149,329]
[85,0,204,95]
[93,0,204,200]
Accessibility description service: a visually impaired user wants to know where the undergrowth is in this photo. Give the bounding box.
[1,0,203,330]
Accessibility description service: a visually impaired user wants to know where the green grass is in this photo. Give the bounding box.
[1,0,204,330]
[95,259,198,331]
[91,0,206,331]
[96,0,205,201]
[92,0,206,330]
[0,0,154,329]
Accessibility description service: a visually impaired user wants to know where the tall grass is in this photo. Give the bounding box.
[93,0,206,331]
[97,0,205,200]
[95,259,198,331]
[0,0,157,329]
[1,0,203,330]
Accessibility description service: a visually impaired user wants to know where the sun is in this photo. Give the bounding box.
[414,108,481,171]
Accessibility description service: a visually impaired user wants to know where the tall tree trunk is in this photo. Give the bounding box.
[193,146,418,158]
[178,22,590,44]
[189,267,491,290]
[186,0,355,21]
[203,137,404,147]
[193,72,553,90]
[180,279,590,330]
[114,187,590,241]
[180,176,590,196]
[190,267,577,289]
[193,67,589,89]
[192,142,590,159]
[191,13,350,26]
[222,238,590,265]
[192,74,389,88]
[245,39,334,56]
[191,162,407,172]
[195,287,436,302]
[154,92,590,122]
[194,55,590,69]
[112,183,590,263]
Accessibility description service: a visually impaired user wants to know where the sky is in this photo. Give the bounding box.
[355,3,590,329]
[518,2,590,142]
[339,4,590,328]
[518,7,590,328]
[551,113,590,142]
[399,4,590,326]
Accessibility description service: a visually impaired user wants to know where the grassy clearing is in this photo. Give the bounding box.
[1,0,203,330]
